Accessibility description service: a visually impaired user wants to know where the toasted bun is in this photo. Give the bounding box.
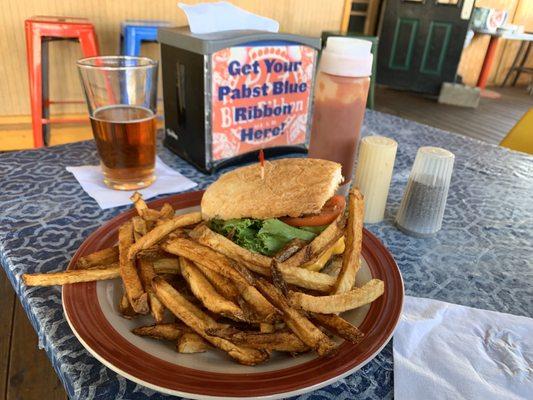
[201,158,343,220]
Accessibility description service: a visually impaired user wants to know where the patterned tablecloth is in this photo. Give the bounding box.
[1,110,532,399]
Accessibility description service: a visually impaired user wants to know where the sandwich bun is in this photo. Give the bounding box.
[201,158,343,220]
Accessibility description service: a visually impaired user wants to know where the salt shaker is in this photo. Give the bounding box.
[354,136,398,223]
[395,147,455,237]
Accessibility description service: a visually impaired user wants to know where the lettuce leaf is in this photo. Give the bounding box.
[210,218,320,256]
[298,225,328,235]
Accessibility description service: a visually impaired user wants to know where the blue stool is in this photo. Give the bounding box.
[121,20,174,56]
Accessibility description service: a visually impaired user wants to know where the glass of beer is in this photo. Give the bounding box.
[77,56,158,190]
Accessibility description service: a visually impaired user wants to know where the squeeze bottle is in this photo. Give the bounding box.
[308,37,373,194]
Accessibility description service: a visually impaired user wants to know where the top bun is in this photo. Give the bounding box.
[201,158,343,220]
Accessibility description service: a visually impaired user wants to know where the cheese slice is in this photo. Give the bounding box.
[301,236,345,272]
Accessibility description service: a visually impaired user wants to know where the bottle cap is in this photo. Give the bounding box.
[395,147,455,237]
[320,37,373,78]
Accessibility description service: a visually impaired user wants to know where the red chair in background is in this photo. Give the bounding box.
[25,16,99,148]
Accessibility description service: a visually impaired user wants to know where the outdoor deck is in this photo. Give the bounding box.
[375,86,532,145]
[0,85,530,399]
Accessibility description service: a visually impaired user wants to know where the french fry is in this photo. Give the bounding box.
[275,263,335,293]
[235,281,279,324]
[189,225,336,292]
[138,258,165,323]
[162,238,278,322]
[312,313,364,345]
[129,192,158,221]
[128,212,202,260]
[151,276,269,365]
[119,291,138,319]
[132,216,148,242]
[333,188,364,294]
[162,238,247,284]
[207,328,309,353]
[177,332,210,353]
[179,257,246,321]
[289,279,384,313]
[21,260,181,287]
[164,239,280,324]
[22,267,120,286]
[141,209,162,222]
[76,246,119,269]
[255,278,336,357]
[188,225,270,274]
[270,259,288,297]
[152,258,181,274]
[137,246,166,259]
[130,191,148,215]
[119,222,149,314]
[274,239,307,262]
[159,203,175,220]
[281,214,346,269]
[260,323,275,333]
[132,323,184,341]
[194,264,240,302]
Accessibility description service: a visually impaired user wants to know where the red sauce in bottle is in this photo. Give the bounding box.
[309,73,369,188]
[307,37,372,193]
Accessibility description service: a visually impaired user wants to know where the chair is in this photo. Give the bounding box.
[25,16,99,148]
[121,20,174,56]
[501,41,532,91]
[500,108,533,155]
[321,31,379,109]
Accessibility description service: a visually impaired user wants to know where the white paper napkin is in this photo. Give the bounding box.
[178,1,279,34]
[66,157,197,209]
[394,296,532,400]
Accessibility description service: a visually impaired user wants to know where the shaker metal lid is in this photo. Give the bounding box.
[158,26,321,55]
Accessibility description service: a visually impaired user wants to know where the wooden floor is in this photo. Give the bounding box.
[0,86,530,399]
[1,271,66,400]
[374,86,532,145]
[0,114,93,151]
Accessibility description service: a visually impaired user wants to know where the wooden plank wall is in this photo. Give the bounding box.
[0,0,345,117]
[457,0,533,86]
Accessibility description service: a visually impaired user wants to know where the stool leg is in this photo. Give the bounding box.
[512,42,531,87]
[25,24,44,148]
[41,39,51,146]
[124,27,141,56]
[79,30,99,57]
[501,41,525,87]
[476,36,500,89]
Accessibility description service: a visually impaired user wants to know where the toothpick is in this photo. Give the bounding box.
[259,149,265,180]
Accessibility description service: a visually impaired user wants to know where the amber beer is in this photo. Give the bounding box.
[90,105,156,190]
[77,56,158,190]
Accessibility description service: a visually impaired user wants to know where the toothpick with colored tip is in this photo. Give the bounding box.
[259,149,265,180]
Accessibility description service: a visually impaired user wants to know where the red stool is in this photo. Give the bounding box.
[25,16,100,147]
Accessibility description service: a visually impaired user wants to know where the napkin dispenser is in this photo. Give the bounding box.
[158,27,320,173]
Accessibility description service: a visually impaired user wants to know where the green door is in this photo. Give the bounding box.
[377,0,474,95]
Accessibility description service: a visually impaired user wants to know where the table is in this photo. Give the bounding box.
[473,29,533,96]
[1,110,532,399]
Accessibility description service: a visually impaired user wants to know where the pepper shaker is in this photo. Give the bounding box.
[396,147,455,237]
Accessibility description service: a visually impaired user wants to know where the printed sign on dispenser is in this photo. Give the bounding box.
[211,44,316,161]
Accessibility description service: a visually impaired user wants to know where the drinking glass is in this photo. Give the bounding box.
[77,56,158,190]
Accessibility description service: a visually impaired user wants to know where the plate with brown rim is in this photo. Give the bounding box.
[63,190,404,399]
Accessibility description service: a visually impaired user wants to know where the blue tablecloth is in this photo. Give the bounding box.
[1,110,532,399]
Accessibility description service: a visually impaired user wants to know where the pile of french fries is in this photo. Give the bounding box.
[23,189,384,366]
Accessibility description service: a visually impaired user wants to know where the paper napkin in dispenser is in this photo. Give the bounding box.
[178,1,279,33]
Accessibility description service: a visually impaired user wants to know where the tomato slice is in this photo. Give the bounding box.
[281,195,346,227]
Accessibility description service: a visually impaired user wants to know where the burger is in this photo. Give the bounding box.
[201,158,347,270]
